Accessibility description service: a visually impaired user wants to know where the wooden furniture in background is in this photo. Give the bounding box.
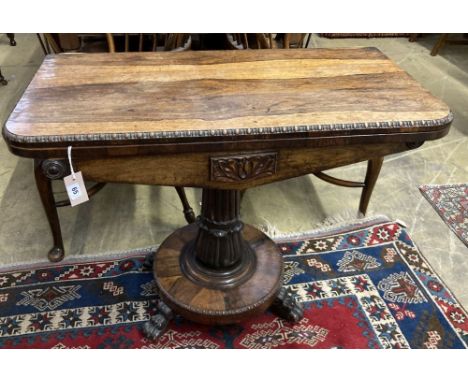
[430,33,468,56]
[35,34,64,55]
[3,49,452,336]
[226,33,309,49]
[409,33,419,42]
[41,33,193,54]
[0,34,17,86]
[36,34,49,55]
[106,33,191,53]
[42,33,106,53]
[320,33,410,39]
[6,33,16,46]
[43,33,63,53]
[409,33,468,56]
[226,33,249,49]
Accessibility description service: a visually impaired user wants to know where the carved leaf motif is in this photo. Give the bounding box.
[211,153,277,182]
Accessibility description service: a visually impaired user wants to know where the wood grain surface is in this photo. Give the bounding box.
[4,48,451,149]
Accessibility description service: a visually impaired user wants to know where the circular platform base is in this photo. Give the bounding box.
[153,223,283,325]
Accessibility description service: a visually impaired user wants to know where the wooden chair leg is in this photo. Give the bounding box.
[175,186,196,223]
[6,33,16,46]
[409,33,419,42]
[359,157,384,216]
[43,33,63,53]
[0,67,7,86]
[106,33,116,53]
[34,160,65,262]
[431,33,448,56]
[283,34,290,49]
[36,33,48,55]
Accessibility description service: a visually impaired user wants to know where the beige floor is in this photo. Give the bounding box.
[0,34,467,307]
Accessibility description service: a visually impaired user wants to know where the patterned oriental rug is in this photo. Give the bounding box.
[419,183,468,247]
[0,216,466,349]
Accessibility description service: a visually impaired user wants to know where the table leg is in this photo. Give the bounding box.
[36,33,48,55]
[146,188,303,338]
[34,159,65,262]
[6,33,16,46]
[0,67,7,86]
[175,186,196,223]
[431,33,448,56]
[409,33,419,42]
[359,157,384,215]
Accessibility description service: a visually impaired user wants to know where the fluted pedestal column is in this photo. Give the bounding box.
[193,189,249,269]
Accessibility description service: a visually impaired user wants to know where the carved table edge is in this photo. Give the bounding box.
[2,112,453,144]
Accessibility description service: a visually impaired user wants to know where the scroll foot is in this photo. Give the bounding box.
[270,287,304,322]
[48,246,65,262]
[143,300,174,340]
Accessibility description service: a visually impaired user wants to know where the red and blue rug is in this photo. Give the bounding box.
[0,216,466,348]
[419,183,468,247]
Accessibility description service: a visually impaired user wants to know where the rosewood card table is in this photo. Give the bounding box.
[3,49,452,336]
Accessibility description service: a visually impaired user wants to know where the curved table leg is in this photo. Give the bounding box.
[33,158,195,262]
[359,157,384,215]
[34,160,65,262]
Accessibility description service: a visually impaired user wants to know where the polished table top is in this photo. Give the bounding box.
[4,48,451,154]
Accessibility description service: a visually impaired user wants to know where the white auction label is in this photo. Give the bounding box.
[63,171,89,206]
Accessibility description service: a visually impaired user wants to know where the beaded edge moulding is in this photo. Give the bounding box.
[2,112,453,144]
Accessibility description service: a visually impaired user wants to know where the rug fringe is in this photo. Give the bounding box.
[0,246,158,272]
[419,183,468,189]
[254,211,392,240]
[0,213,394,271]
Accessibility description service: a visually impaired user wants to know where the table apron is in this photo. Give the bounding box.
[73,141,411,190]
